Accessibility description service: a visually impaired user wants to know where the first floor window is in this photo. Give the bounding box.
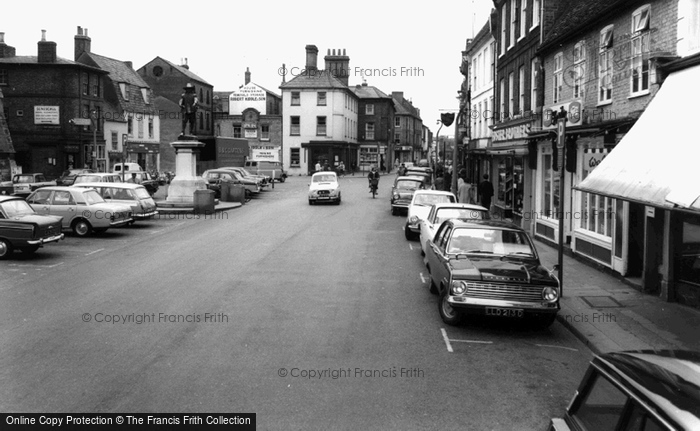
[317,91,326,106]
[127,117,133,136]
[291,92,300,106]
[138,118,144,139]
[365,104,374,115]
[316,116,326,136]
[148,119,154,139]
[290,116,300,135]
[261,124,270,140]
[290,148,300,166]
[111,131,118,150]
[394,131,400,144]
[395,117,401,127]
[366,122,375,140]
[233,125,242,138]
[0,69,7,85]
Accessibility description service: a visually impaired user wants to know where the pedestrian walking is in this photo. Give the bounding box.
[458,178,476,204]
[478,174,494,211]
[315,161,321,172]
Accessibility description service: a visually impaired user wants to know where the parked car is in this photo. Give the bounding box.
[308,171,341,205]
[405,167,434,189]
[72,182,158,221]
[425,219,559,326]
[123,171,159,196]
[26,186,133,236]
[418,203,490,255]
[245,160,287,182]
[73,173,123,184]
[404,190,456,240]
[57,168,95,186]
[112,162,142,174]
[0,195,64,259]
[12,173,56,197]
[220,166,269,186]
[201,169,260,197]
[548,350,700,431]
[390,176,425,216]
[417,159,430,168]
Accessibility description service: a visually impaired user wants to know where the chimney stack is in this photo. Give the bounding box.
[324,48,350,86]
[74,26,91,61]
[305,45,318,71]
[181,57,189,69]
[37,30,57,64]
[245,67,251,85]
[0,32,16,58]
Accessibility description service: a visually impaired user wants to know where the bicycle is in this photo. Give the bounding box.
[370,178,379,199]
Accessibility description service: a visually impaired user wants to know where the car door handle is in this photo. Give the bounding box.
[68,208,75,211]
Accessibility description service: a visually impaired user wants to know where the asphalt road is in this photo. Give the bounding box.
[0,175,593,430]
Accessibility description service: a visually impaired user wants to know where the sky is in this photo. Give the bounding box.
[3,0,494,138]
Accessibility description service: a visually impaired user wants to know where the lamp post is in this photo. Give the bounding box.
[90,109,98,171]
[554,107,568,297]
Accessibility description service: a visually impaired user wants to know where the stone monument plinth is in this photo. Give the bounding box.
[161,137,207,207]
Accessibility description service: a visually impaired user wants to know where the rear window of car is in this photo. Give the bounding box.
[83,190,106,205]
[74,175,100,183]
[435,208,485,223]
[414,194,455,206]
[133,188,150,199]
[396,180,422,190]
[14,175,34,183]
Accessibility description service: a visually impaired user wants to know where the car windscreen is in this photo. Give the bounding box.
[14,175,34,183]
[313,175,336,183]
[435,208,485,224]
[1,199,36,217]
[133,188,151,199]
[447,227,535,256]
[82,190,106,205]
[413,194,454,206]
[395,180,423,190]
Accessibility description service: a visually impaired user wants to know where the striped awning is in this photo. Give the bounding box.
[576,63,700,212]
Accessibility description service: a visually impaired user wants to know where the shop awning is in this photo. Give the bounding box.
[576,64,700,212]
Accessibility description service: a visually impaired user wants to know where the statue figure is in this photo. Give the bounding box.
[179,83,199,136]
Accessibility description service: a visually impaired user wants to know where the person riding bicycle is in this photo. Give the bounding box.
[368,166,380,192]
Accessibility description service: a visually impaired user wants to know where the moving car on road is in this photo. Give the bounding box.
[549,350,700,431]
[0,195,64,259]
[418,203,489,255]
[26,186,133,236]
[390,176,425,216]
[72,182,158,221]
[404,190,456,240]
[308,171,341,205]
[12,173,56,197]
[424,219,559,327]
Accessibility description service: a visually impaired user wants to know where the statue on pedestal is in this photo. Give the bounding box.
[179,83,198,136]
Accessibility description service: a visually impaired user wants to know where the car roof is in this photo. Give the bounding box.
[29,186,83,192]
[76,172,118,176]
[430,203,489,211]
[595,350,700,429]
[414,190,454,196]
[444,218,523,231]
[312,171,337,176]
[72,182,145,189]
[395,176,424,181]
[0,195,25,203]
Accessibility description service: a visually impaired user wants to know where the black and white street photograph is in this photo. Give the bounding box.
[1,0,700,430]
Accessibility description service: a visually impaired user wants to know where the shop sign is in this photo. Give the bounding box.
[251,149,278,161]
[34,106,59,125]
[543,99,582,130]
[244,128,258,139]
[492,122,531,142]
[583,152,607,171]
[229,83,267,115]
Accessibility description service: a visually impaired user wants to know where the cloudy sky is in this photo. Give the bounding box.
[4,0,494,137]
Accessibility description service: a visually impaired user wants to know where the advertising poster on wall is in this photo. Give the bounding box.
[229,84,267,116]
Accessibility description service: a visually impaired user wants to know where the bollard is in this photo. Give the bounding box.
[271,169,275,189]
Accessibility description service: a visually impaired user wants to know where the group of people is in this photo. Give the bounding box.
[432,164,494,210]
[315,160,352,176]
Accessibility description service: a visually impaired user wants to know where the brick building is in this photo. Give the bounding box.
[352,81,395,172]
[391,91,423,165]
[74,27,160,172]
[0,86,16,185]
[137,57,214,172]
[0,30,108,178]
[214,68,283,163]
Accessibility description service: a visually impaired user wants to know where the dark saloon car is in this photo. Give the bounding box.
[124,171,159,196]
[424,219,559,327]
[57,168,95,186]
[549,350,700,431]
[0,195,64,259]
[390,176,425,215]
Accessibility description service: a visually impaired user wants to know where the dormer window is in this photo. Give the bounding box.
[600,26,614,50]
[141,88,149,104]
[119,83,129,101]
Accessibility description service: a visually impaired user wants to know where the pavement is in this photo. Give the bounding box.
[535,240,700,355]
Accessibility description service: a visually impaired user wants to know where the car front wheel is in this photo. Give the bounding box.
[439,288,462,325]
[72,219,93,237]
[0,238,13,259]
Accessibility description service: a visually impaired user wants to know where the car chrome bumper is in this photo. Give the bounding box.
[110,218,133,227]
[134,211,158,219]
[407,223,420,233]
[447,296,559,313]
[27,233,65,245]
[391,201,410,209]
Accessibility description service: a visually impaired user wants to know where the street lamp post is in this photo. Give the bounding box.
[90,109,98,171]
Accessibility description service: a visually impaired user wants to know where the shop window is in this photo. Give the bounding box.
[631,5,651,95]
[679,213,700,286]
[290,148,300,167]
[580,150,613,237]
[290,116,300,136]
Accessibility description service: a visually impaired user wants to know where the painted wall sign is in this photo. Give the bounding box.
[34,106,59,125]
[229,83,267,115]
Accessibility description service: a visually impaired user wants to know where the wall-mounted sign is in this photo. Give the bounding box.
[244,128,258,139]
[229,83,267,115]
[34,106,59,125]
[250,145,279,162]
[543,100,583,130]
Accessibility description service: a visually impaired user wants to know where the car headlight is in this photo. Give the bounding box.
[451,280,467,295]
[393,194,400,200]
[542,286,559,302]
[410,216,419,224]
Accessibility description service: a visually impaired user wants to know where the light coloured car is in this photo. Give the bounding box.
[405,190,456,240]
[308,171,341,205]
[72,182,158,221]
[26,186,133,236]
[418,203,490,255]
[12,173,56,196]
[73,173,123,184]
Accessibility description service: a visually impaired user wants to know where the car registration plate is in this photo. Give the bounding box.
[317,196,329,200]
[485,307,524,318]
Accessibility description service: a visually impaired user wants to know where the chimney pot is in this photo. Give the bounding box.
[77,26,82,36]
[41,30,46,42]
[305,44,318,71]
[0,32,4,44]
[343,48,346,56]
[85,28,88,36]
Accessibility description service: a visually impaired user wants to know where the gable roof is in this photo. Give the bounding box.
[0,55,104,73]
[352,84,391,99]
[393,95,421,119]
[79,52,149,87]
[539,0,634,53]
[154,56,211,86]
[279,69,348,90]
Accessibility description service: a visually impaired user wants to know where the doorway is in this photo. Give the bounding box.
[627,202,645,277]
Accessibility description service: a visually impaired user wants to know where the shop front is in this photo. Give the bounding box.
[126,141,160,172]
[303,141,358,174]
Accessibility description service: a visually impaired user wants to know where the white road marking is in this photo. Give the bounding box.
[149,230,163,234]
[449,339,493,344]
[84,248,104,256]
[419,272,426,284]
[535,344,579,352]
[440,328,454,353]
[409,243,413,250]
[8,262,64,268]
